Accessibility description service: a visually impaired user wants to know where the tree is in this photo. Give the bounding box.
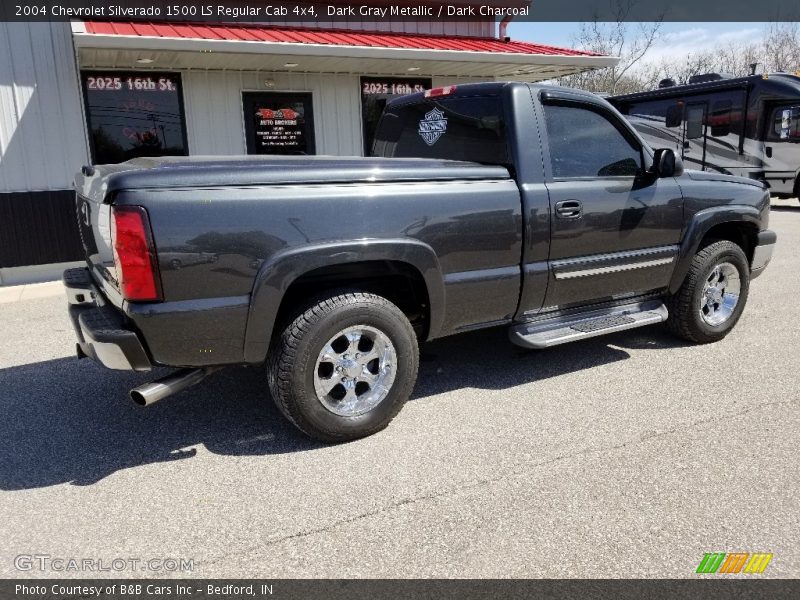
[556,15,799,95]
[557,0,663,95]
[762,22,800,72]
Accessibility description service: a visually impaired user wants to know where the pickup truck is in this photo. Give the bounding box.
[65,82,776,442]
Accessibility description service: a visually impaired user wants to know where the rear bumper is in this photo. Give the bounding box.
[751,230,777,280]
[64,267,152,371]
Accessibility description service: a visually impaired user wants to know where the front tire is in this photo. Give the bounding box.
[268,292,419,442]
[666,240,750,343]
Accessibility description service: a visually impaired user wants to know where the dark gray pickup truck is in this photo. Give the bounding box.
[65,82,776,441]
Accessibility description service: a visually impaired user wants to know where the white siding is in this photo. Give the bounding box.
[183,70,363,156]
[0,22,89,192]
[182,71,493,157]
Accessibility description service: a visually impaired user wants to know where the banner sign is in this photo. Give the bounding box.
[4,579,800,600]
[2,1,800,22]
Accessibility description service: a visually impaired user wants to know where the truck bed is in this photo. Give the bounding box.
[75,155,511,202]
[73,155,523,368]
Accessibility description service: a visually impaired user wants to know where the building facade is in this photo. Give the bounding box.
[0,11,616,282]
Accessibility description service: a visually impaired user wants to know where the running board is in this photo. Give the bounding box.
[509,301,668,349]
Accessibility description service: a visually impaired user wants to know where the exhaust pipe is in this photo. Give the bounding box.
[130,367,220,407]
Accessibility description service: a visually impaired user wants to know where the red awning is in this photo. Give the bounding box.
[82,21,600,58]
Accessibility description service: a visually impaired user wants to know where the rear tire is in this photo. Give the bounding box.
[666,240,750,343]
[267,292,419,442]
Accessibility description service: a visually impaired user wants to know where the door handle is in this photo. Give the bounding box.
[555,200,582,219]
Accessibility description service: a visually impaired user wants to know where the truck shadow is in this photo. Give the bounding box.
[769,204,800,212]
[0,326,686,490]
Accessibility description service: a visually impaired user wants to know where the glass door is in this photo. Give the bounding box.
[242,92,315,155]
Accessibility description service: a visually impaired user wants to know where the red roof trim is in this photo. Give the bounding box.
[81,21,601,57]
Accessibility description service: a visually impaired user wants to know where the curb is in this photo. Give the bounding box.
[0,281,65,304]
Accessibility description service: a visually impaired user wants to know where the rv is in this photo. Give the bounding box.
[609,73,800,198]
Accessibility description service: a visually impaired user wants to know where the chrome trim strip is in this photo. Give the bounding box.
[444,265,519,284]
[550,245,679,270]
[555,257,675,280]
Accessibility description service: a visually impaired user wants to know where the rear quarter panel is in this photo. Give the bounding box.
[115,178,522,365]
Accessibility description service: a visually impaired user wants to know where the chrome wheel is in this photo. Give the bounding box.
[699,262,741,326]
[313,325,398,417]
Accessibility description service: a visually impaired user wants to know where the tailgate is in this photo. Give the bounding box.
[76,193,121,304]
[74,164,134,306]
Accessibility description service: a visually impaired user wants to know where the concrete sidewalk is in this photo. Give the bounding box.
[0,280,65,304]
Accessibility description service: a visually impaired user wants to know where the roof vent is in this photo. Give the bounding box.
[688,73,734,84]
[658,78,677,88]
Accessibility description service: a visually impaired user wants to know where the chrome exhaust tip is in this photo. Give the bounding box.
[130,367,219,406]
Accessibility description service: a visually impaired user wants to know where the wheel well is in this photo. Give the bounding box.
[275,260,430,337]
[701,221,758,264]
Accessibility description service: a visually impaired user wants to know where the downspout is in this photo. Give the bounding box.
[499,1,531,41]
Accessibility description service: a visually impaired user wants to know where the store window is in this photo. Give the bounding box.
[81,72,188,164]
[242,92,315,155]
[361,76,431,155]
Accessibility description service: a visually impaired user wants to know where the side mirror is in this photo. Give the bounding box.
[651,148,684,178]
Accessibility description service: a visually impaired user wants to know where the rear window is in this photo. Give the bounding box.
[371,95,509,165]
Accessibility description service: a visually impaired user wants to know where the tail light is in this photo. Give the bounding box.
[111,206,162,302]
[424,85,456,98]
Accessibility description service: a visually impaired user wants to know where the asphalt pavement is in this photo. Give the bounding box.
[0,201,798,579]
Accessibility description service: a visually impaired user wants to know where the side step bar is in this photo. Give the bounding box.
[509,300,668,350]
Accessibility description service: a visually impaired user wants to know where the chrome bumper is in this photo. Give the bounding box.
[64,267,152,372]
[751,230,777,278]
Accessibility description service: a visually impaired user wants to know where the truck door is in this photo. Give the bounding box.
[539,98,684,311]
[682,101,708,170]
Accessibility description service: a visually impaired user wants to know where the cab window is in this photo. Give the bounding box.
[542,103,642,178]
[372,95,509,165]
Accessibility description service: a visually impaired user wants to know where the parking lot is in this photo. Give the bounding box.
[0,201,798,579]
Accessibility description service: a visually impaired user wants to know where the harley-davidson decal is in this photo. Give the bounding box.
[418,108,448,146]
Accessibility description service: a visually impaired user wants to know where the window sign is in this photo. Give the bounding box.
[242,92,315,155]
[81,71,188,164]
[361,76,431,156]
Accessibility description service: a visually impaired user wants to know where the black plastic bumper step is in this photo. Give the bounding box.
[62,266,91,289]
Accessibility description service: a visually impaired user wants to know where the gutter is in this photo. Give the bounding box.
[499,0,531,40]
[72,33,619,69]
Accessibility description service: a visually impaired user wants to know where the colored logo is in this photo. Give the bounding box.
[257,108,299,121]
[418,108,448,146]
[696,552,773,574]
